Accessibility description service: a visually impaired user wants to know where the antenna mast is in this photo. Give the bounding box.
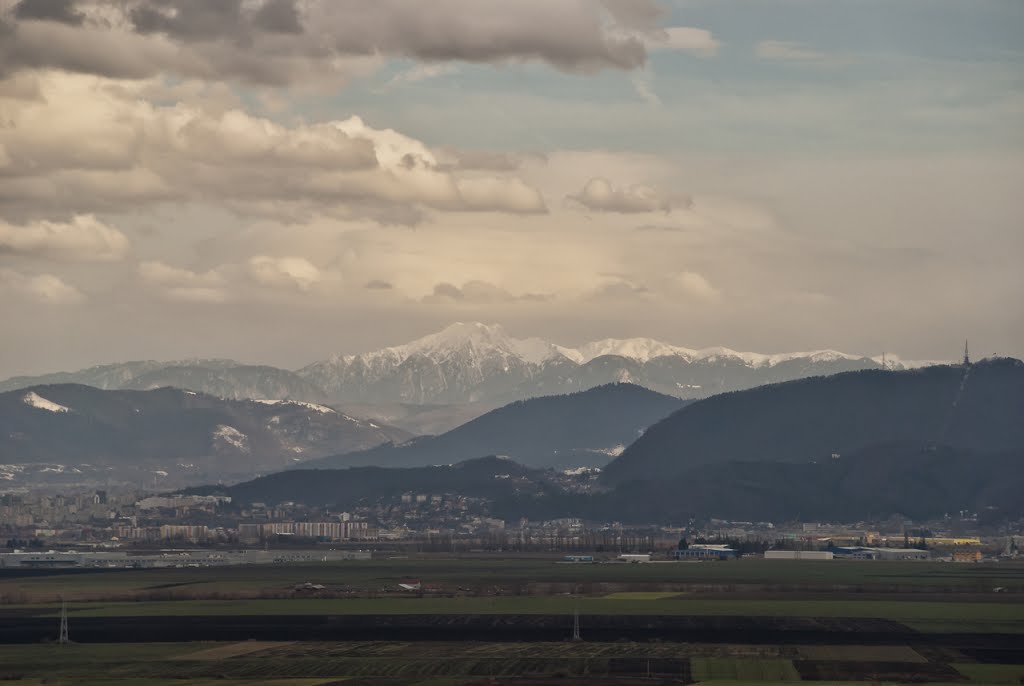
[963,340,970,366]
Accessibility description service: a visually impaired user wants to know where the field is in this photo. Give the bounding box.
[0,556,1021,684]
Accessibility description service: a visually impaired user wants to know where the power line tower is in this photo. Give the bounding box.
[962,339,971,367]
[570,597,582,642]
[58,597,69,645]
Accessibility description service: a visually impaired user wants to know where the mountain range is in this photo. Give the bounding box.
[211,359,1024,523]
[0,384,407,487]
[304,383,688,470]
[0,323,945,414]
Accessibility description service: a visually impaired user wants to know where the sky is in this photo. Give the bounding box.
[0,0,1022,378]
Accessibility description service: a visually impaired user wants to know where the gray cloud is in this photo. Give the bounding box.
[13,0,83,25]
[253,0,302,35]
[0,0,661,84]
[129,0,247,43]
[365,280,393,290]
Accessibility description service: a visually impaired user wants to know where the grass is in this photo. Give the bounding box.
[953,664,1024,684]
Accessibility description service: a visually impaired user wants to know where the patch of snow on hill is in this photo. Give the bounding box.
[253,399,336,414]
[22,392,70,413]
[213,425,249,452]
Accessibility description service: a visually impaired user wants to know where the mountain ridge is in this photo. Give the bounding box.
[304,383,688,470]
[1,322,951,407]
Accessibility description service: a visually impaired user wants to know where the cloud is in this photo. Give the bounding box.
[670,271,720,300]
[138,260,224,287]
[364,279,393,290]
[13,0,83,25]
[0,0,661,85]
[0,72,549,222]
[755,40,829,62]
[423,280,550,304]
[568,177,686,213]
[436,147,546,172]
[382,63,459,90]
[137,260,230,303]
[247,255,321,291]
[646,26,720,58]
[0,214,130,261]
[0,267,85,303]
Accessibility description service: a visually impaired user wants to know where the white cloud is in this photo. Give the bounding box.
[671,271,720,300]
[0,72,549,223]
[0,214,130,261]
[137,260,230,303]
[568,177,684,213]
[138,260,224,287]
[0,268,85,304]
[247,255,321,292]
[646,26,720,58]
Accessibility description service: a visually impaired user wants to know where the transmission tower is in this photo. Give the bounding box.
[962,339,971,367]
[570,597,582,641]
[58,597,69,645]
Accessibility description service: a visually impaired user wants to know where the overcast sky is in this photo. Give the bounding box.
[1,0,1021,378]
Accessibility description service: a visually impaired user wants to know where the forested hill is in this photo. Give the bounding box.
[304,383,688,470]
[602,358,1024,484]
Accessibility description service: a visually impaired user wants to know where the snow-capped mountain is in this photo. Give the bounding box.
[297,322,947,404]
[0,323,948,409]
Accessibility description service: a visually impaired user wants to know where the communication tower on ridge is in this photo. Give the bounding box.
[962,340,970,367]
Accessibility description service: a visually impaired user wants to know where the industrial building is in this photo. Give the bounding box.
[764,550,834,560]
[830,546,929,560]
[673,544,738,560]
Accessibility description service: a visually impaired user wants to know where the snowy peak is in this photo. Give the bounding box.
[347,322,571,367]
[322,322,943,372]
[576,338,696,364]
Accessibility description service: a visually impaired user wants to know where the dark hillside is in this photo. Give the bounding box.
[306,383,688,469]
[0,384,406,477]
[602,359,1024,484]
[208,456,559,508]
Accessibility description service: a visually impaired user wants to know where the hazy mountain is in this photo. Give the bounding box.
[0,359,327,404]
[602,358,1024,485]
[1,322,946,409]
[304,384,687,470]
[0,384,407,485]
